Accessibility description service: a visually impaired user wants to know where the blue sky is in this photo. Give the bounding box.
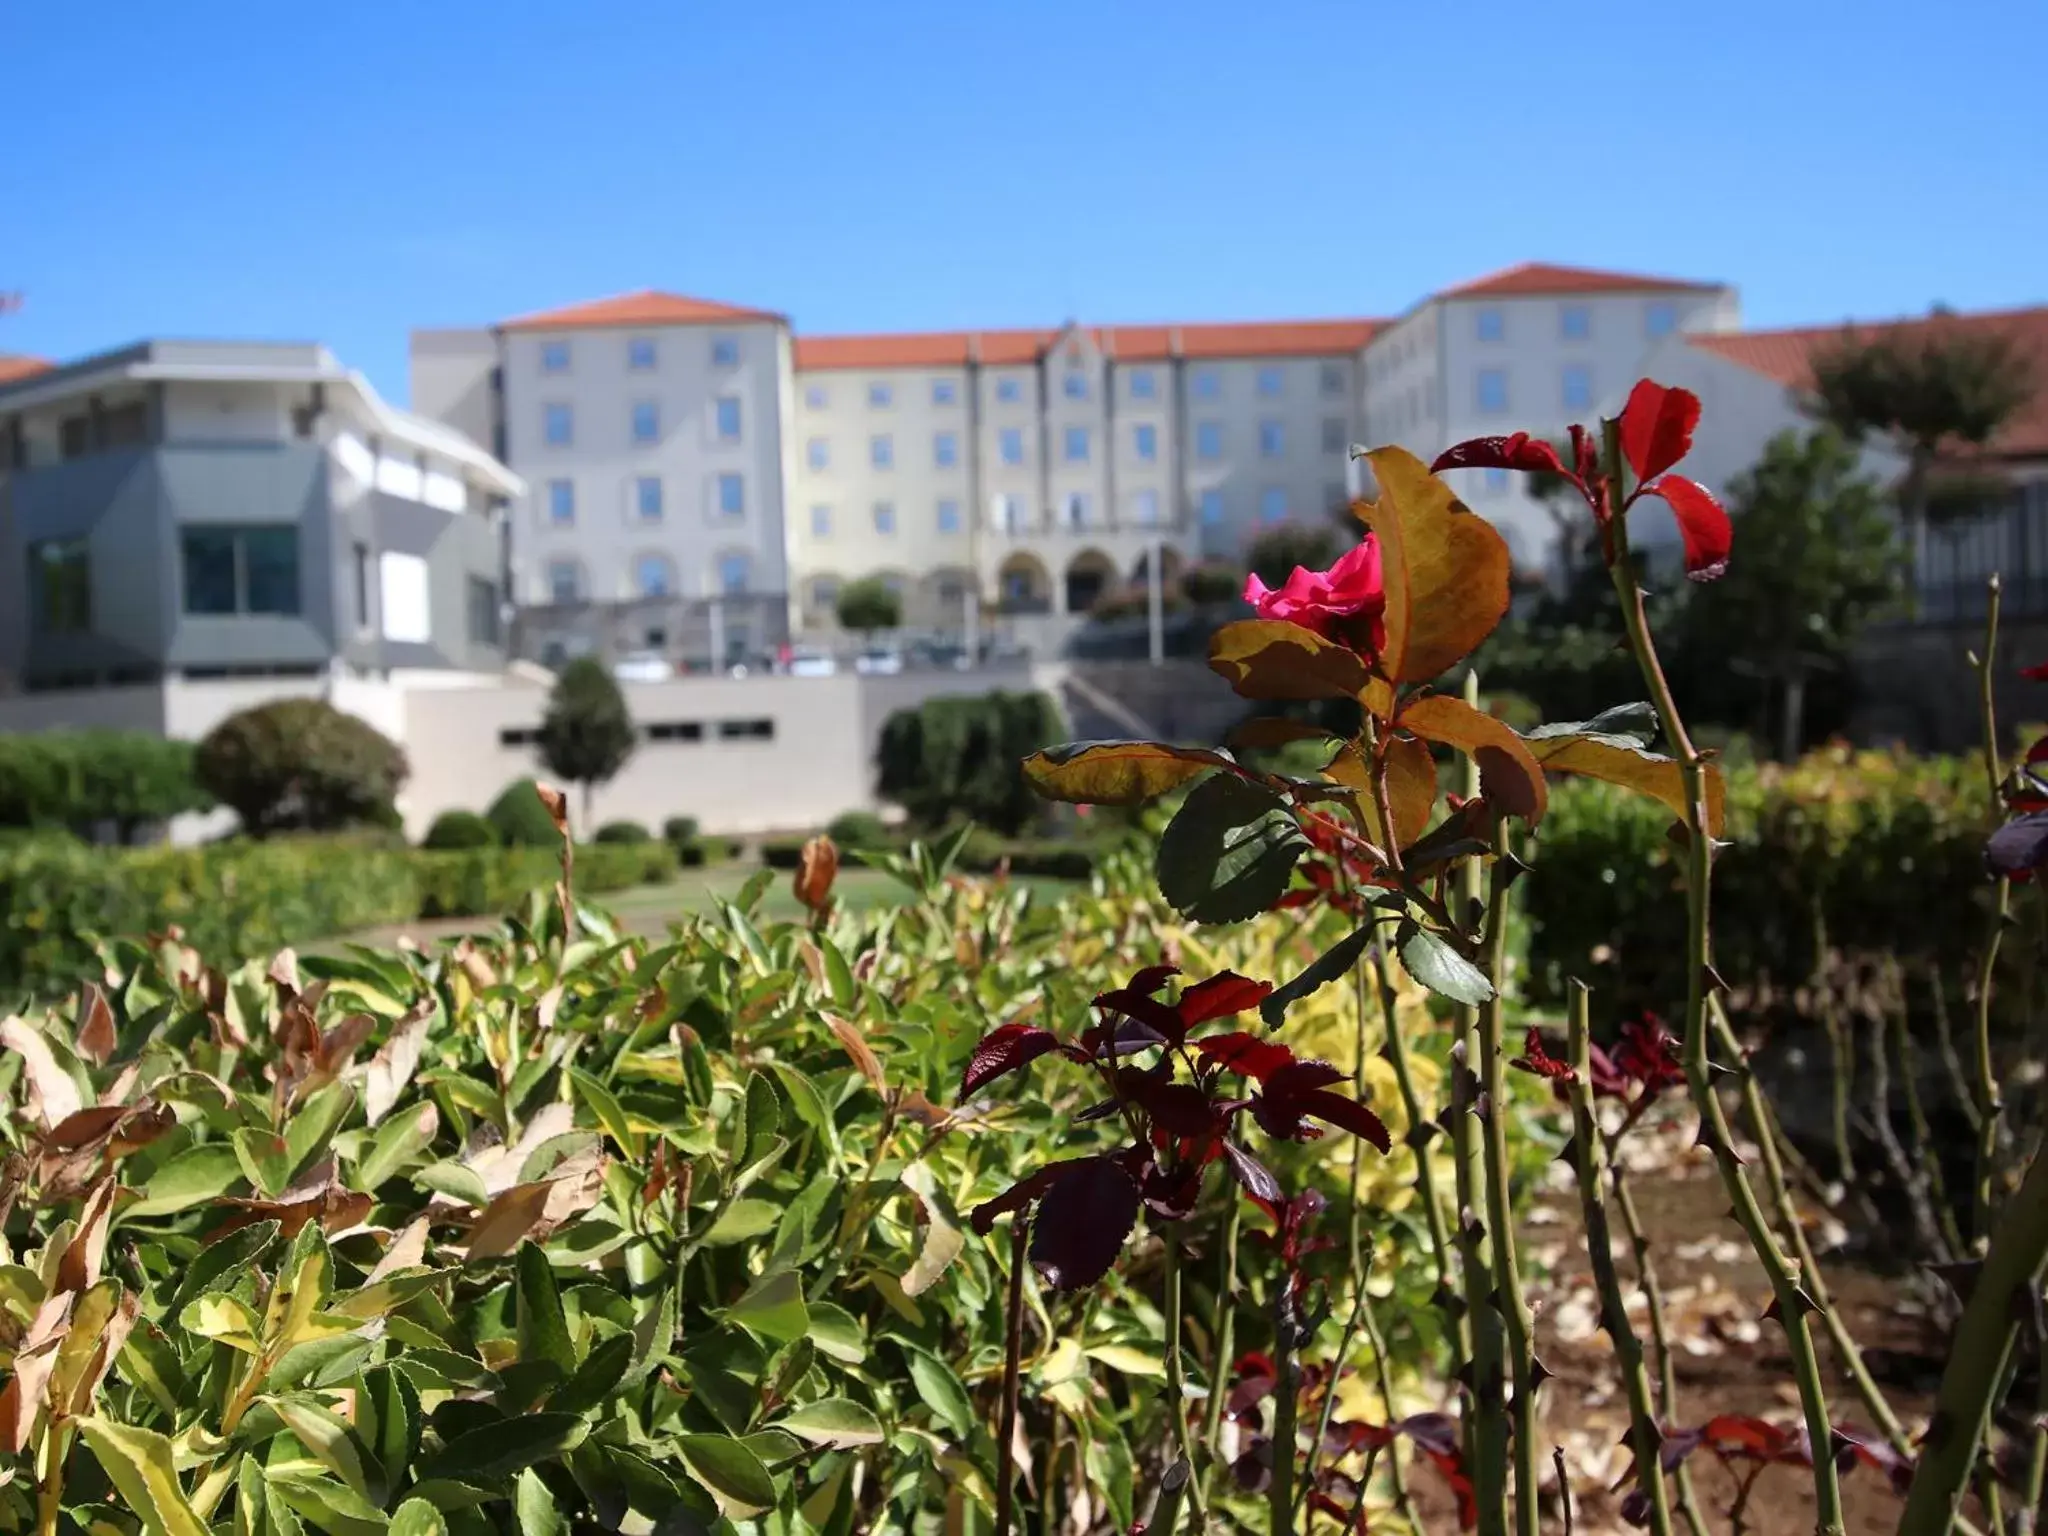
[5,0,2043,405]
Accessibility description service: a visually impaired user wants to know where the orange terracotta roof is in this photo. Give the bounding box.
[791,317,1381,371]
[0,354,51,386]
[499,289,784,333]
[1689,305,2048,460]
[1438,261,1724,299]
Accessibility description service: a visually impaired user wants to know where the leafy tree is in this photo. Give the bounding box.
[1245,524,1342,589]
[836,577,902,635]
[1679,427,1904,757]
[0,732,212,843]
[536,657,637,833]
[195,699,408,835]
[420,809,497,850]
[1809,312,2037,533]
[876,691,1061,835]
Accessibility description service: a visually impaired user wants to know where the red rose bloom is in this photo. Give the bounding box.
[1242,536,1387,654]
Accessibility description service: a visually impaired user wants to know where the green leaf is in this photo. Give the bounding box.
[1398,922,1494,1006]
[265,1396,374,1501]
[1525,701,1657,748]
[515,1242,576,1380]
[167,1221,280,1325]
[130,1141,244,1217]
[775,1398,886,1449]
[386,1501,446,1536]
[1022,740,1236,806]
[412,1161,490,1208]
[360,1366,420,1506]
[806,1301,867,1366]
[329,1267,457,1323]
[738,1071,781,1169]
[550,1331,633,1416]
[699,1198,781,1246]
[726,1269,807,1343]
[76,1418,211,1536]
[1085,1342,1164,1377]
[265,1471,391,1536]
[417,1413,589,1485]
[357,1102,440,1190]
[286,1084,358,1182]
[1085,1431,1136,1533]
[567,1067,642,1160]
[1156,773,1309,924]
[766,1061,836,1154]
[234,1128,296,1198]
[625,1284,677,1388]
[513,1469,563,1536]
[1259,925,1376,1028]
[905,1346,974,1438]
[674,1434,777,1515]
[898,1161,964,1298]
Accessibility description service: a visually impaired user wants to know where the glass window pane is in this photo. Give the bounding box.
[181,529,239,614]
[243,527,301,615]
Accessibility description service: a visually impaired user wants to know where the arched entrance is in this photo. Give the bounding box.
[1064,549,1116,614]
[997,553,1052,615]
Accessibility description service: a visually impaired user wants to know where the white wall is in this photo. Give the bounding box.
[163,382,296,443]
[501,319,790,608]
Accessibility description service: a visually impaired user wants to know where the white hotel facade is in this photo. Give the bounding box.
[411,263,1739,664]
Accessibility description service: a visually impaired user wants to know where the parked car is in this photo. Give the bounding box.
[788,647,838,677]
[854,646,904,675]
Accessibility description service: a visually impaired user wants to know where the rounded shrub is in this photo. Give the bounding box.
[662,816,701,847]
[420,809,497,850]
[485,779,563,848]
[825,810,890,850]
[593,820,652,845]
[195,699,408,836]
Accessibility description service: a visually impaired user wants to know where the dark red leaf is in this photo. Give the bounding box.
[1695,1414,1808,1466]
[961,1023,1063,1098]
[1221,1141,1282,1202]
[1119,1071,1218,1137]
[1266,1060,1347,1097]
[1422,1444,1478,1530]
[1429,433,1569,478]
[2024,661,2048,681]
[1195,1031,1297,1081]
[1297,1089,1392,1153]
[1175,971,1274,1029]
[1324,1420,1397,1453]
[1613,1015,1685,1095]
[1398,1413,1462,1457]
[1091,988,1186,1043]
[2025,737,2048,765]
[1640,474,1730,581]
[1509,1027,1577,1084]
[968,1160,1078,1234]
[1835,1427,1912,1494]
[1138,1155,1206,1221]
[1126,963,1181,995]
[1028,1156,1140,1289]
[1619,379,1702,483]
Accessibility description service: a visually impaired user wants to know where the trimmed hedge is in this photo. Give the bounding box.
[761,830,1104,881]
[0,835,678,995]
[0,731,212,840]
[486,779,563,847]
[593,820,652,845]
[420,809,498,850]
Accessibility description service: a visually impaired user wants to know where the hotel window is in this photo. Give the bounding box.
[871,434,893,469]
[546,559,582,604]
[1199,490,1224,526]
[937,498,962,533]
[1193,368,1221,398]
[1064,372,1089,401]
[28,538,90,633]
[628,336,657,370]
[1476,369,1509,413]
[1132,489,1160,526]
[999,428,1024,465]
[1064,426,1089,463]
[1129,369,1157,400]
[1259,487,1288,524]
[1133,423,1157,461]
[810,504,832,537]
[540,341,570,373]
[716,474,745,517]
[932,378,958,405]
[1259,420,1284,458]
[711,334,740,367]
[543,403,573,446]
[1560,304,1591,340]
[996,376,1023,403]
[1256,366,1284,397]
[873,502,897,534]
[715,396,742,442]
[547,479,575,526]
[1320,362,1346,397]
[635,476,664,522]
[1196,422,1223,460]
[934,431,958,468]
[868,381,894,408]
[631,400,659,444]
[1476,307,1505,342]
[807,436,829,470]
[635,553,675,598]
[1321,417,1347,454]
[1646,300,1679,338]
[717,552,751,594]
[1562,364,1593,411]
[805,384,829,408]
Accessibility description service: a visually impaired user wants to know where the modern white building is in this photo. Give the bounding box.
[410,262,1745,662]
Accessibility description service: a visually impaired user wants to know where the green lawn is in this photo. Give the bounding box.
[331,861,1075,950]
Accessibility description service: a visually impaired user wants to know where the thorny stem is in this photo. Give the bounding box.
[995,1211,1030,1536]
[1476,820,1540,1536]
[1565,982,1675,1536]
[1449,684,1506,1535]
[1865,1003,1954,1264]
[1599,420,1846,1536]
[1298,1283,1372,1529]
[2018,1329,2048,1536]
[1606,1126,1711,1536]
[1895,1148,2048,1536]
[1811,901,1857,1186]
[1348,945,1414,1523]
[1357,1280,1419,1530]
[1971,574,2010,1251]
[1162,1228,1211,1531]
[1367,946,1457,1330]
[1889,981,1968,1259]
[1270,1283,1302,1536]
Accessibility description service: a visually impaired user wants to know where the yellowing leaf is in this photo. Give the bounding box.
[1359,447,1511,685]
[186,1294,265,1354]
[1208,620,1374,702]
[1326,735,1439,851]
[76,1418,211,1536]
[1036,1336,1087,1386]
[1,1016,82,1130]
[1085,1342,1164,1378]
[1023,741,1236,806]
[1399,694,1547,826]
[1527,733,1726,838]
[898,1162,965,1298]
[265,1396,373,1499]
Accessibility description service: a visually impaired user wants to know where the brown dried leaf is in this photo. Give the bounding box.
[824,1013,886,1094]
[367,1217,431,1283]
[75,984,116,1067]
[1,1016,83,1130]
[0,1293,74,1453]
[361,1001,433,1128]
[534,783,571,835]
[794,835,840,914]
[57,1178,118,1294]
[460,1181,556,1262]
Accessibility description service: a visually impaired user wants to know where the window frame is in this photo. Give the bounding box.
[179,524,302,617]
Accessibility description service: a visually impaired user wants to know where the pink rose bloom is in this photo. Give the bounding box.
[1242,537,1387,653]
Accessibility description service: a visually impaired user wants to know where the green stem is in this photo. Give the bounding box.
[1895,1148,2048,1536]
[1565,982,1674,1536]
[1162,1228,1210,1531]
[1298,1286,1370,1530]
[1357,1289,1417,1529]
[1348,951,1413,1525]
[995,1211,1029,1536]
[1368,947,1458,1329]
[1608,1135,1710,1536]
[1150,1458,1193,1536]
[1270,1283,1301,1536]
[1600,421,1845,1536]
[1201,1193,1243,1486]
[1972,573,2010,1250]
[2017,1334,2048,1536]
[1890,987,1968,1259]
[35,1423,67,1536]
[1476,821,1539,1536]
[1811,901,1857,1185]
